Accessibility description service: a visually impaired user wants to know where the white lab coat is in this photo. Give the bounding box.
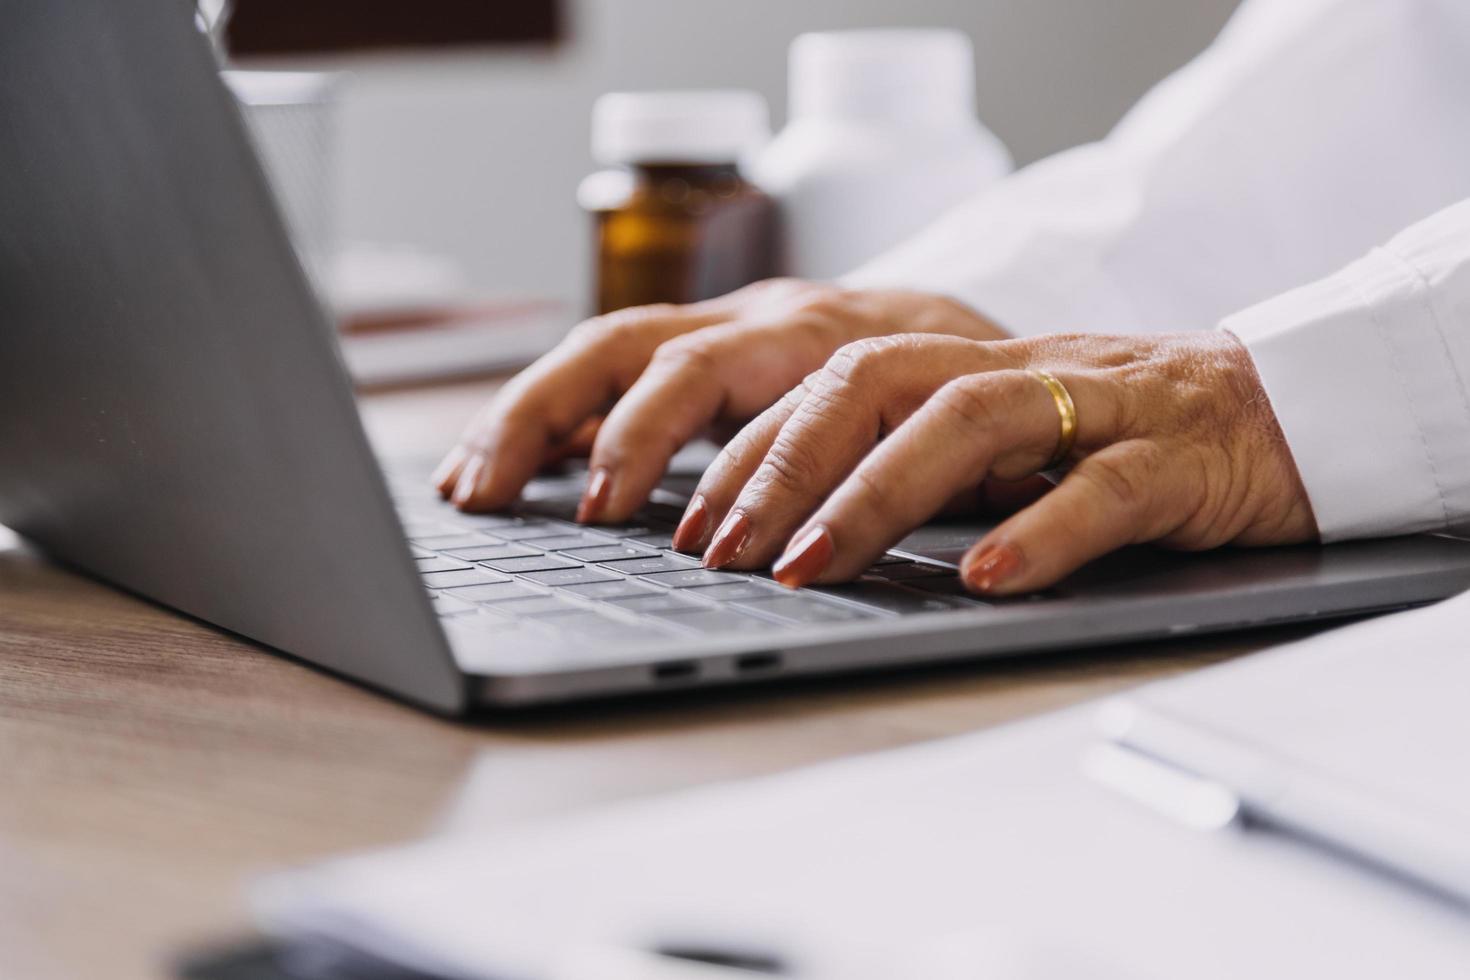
[845,0,1470,542]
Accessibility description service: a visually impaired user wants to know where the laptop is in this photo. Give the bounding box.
[5,0,1470,715]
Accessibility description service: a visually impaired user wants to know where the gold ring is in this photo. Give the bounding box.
[1030,369,1077,470]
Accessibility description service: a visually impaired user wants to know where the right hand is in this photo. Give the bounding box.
[432,278,1008,524]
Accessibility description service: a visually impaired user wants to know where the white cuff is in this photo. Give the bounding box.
[1224,246,1470,541]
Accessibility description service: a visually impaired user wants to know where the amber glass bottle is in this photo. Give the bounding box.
[581,92,775,315]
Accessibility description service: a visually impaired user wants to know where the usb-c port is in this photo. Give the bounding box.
[735,652,782,673]
[652,661,699,682]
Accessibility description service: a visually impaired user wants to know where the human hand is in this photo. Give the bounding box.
[678,331,1317,594]
[432,279,1007,520]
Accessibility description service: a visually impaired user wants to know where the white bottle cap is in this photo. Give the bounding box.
[788,29,976,124]
[591,90,771,166]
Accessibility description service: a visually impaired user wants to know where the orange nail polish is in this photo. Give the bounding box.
[672,495,710,553]
[703,509,750,568]
[962,543,1022,592]
[772,525,833,589]
[576,467,612,524]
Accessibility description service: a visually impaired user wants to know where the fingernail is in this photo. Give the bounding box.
[962,543,1023,592]
[672,495,710,553]
[576,467,612,524]
[772,525,834,589]
[451,456,486,507]
[703,509,750,568]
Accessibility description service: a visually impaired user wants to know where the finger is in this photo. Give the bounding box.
[700,336,997,569]
[958,441,1173,595]
[448,375,611,510]
[445,304,729,510]
[431,443,472,496]
[579,319,839,523]
[769,370,1063,587]
[671,379,813,553]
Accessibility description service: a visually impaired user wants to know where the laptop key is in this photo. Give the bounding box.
[650,608,780,633]
[429,592,478,616]
[415,557,473,574]
[544,619,678,645]
[640,568,750,589]
[487,595,584,616]
[480,555,583,574]
[534,609,647,636]
[422,568,510,589]
[590,525,664,539]
[605,591,703,614]
[683,581,782,602]
[558,579,660,600]
[598,555,697,575]
[440,613,528,637]
[411,533,495,550]
[812,581,963,616]
[561,543,656,563]
[903,576,991,603]
[630,532,676,549]
[520,566,620,587]
[514,497,582,522]
[451,513,525,529]
[487,522,577,541]
[443,544,543,562]
[519,532,615,550]
[864,561,954,582]
[735,594,875,624]
[441,580,544,604]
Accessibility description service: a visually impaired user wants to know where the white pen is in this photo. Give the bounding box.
[1088,698,1470,909]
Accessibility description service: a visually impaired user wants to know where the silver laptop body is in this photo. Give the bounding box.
[4,0,1470,715]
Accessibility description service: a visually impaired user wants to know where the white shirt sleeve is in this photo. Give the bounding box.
[1224,200,1470,541]
[842,0,1470,338]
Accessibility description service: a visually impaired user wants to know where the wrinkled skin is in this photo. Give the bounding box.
[434,279,1316,595]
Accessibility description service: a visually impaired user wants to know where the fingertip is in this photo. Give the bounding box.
[771,524,833,589]
[580,453,667,525]
[450,455,486,509]
[672,494,710,553]
[703,509,751,569]
[600,474,658,526]
[959,540,1024,594]
[575,467,612,524]
[432,446,468,498]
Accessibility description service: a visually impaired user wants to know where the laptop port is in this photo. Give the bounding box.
[734,652,782,673]
[652,660,699,682]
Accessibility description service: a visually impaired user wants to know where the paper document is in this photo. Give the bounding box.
[256,594,1470,979]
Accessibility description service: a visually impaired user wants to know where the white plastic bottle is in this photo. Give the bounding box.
[752,29,1012,280]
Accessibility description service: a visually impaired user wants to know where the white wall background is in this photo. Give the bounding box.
[288,0,1242,314]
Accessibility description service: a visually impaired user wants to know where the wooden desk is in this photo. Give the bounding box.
[0,378,1322,980]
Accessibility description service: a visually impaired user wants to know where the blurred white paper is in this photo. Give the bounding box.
[1125,594,1470,823]
[255,594,1470,979]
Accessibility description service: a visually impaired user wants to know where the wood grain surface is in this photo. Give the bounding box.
[0,378,1321,980]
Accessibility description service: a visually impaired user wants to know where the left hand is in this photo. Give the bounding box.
[675,331,1318,594]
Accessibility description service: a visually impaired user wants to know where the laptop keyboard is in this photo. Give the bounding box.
[385,470,1015,659]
